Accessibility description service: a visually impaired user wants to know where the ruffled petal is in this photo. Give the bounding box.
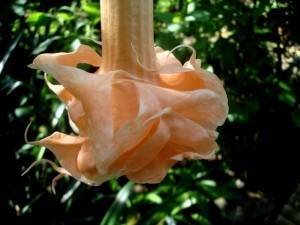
[158,86,227,129]
[155,46,228,107]
[110,109,171,175]
[29,63,115,149]
[155,48,190,74]
[45,75,87,135]
[95,75,170,174]
[126,155,177,183]
[127,161,177,184]
[27,43,229,187]
[126,110,217,184]
[127,81,227,129]
[32,44,101,67]
[111,80,139,133]
[164,112,218,158]
[26,132,99,184]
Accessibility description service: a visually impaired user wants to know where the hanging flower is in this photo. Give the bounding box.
[25,0,228,190]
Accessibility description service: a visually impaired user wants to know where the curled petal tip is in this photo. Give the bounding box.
[24,121,33,143]
[27,64,35,69]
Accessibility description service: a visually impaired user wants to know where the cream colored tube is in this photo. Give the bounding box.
[99,0,156,77]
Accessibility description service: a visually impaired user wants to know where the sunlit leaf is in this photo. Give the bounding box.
[100,181,134,225]
[146,192,163,204]
[31,36,62,55]
[0,32,23,74]
[278,91,296,106]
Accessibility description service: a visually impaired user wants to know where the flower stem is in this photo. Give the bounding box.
[99,0,156,77]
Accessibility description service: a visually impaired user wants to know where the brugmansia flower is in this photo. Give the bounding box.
[25,0,228,190]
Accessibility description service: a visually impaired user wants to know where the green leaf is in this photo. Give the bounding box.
[191,213,213,225]
[187,2,196,14]
[190,10,210,22]
[14,106,34,118]
[278,91,296,106]
[0,32,23,75]
[155,12,174,23]
[31,36,62,55]
[56,12,74,22]
[279,81,292,91]
[136,190,187,225]
[100,181,134,225]
[83,2,100,17]
[82,1,100,24]
[167,23,182,33]
[252,0,270,20]
[26,12,53,26]
[146,192,163,204]
[291,110,300,128]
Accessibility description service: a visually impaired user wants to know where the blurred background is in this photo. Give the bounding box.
[1,0,299,224]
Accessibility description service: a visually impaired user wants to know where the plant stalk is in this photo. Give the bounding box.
[99,0,156,77]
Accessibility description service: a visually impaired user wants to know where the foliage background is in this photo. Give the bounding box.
[1,0,299,224]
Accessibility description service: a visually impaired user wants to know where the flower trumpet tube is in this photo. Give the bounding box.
[26,0,228,188]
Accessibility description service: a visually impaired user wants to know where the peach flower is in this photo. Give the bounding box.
[25,0,228,190]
